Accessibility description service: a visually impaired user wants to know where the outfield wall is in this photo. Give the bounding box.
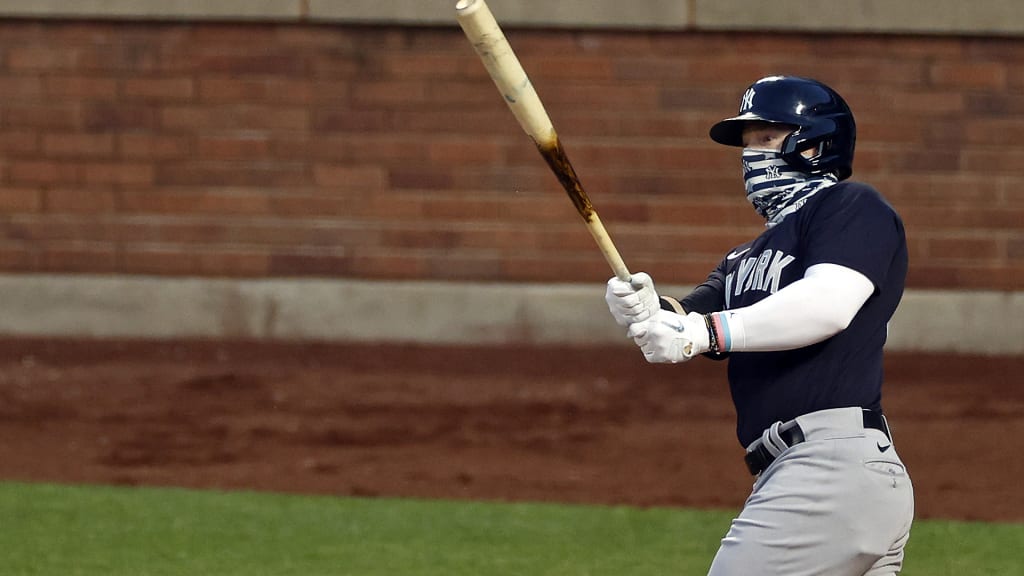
[0,6,1021,351]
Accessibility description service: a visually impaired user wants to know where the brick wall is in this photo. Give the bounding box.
[0,20,1021,290]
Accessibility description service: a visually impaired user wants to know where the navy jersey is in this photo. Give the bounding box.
[679,182,907,447]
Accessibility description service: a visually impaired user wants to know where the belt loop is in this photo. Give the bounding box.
[761,421,787,458]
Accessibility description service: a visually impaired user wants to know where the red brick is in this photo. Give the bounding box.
[4,104,82,130]
[962,118,1024,146]
[378,53,470,79]
[312,164,385,190]
[118,188,271,216]
[197,135,272,159]
[929,61,1007,89]
[6,46,80,70]
[901,205,1024,231]
[192,51,308,77]
[570,143,732,171]
[536,226,599,253]
[387,109,513,135]
[41,242,118,272]
[964,93,1024,116]
[269,193,366,219]
[348,250,425,279]
[312,109,388,133]
[343,193,424,220]
[888,150,962,173]
[832,60,929,88]
[154,162,306,187]
[45,188,117,213]
[308,80,354,104]
[161,106,309,132]
[198,76,314,105]
[879,175,1001,206]
[0,188,42,213]
[194,250,272,277]
[452,167,549,195]
[648,200,761,229]
[43,133,115,158]
[963,149,1024,173]
[908,263,1024,291]
[924,235,1002,261]
[424,253,503,280]
[0,131,40,154]
[83,163,155,186]
[532,82,661,110]
[122,77,195,101]
[268,251,350,277]
[295,134,429,163]
[77,43,162,73]
[428,139,503,165]
[660,85,744,112]
[44,76,119,99]
[82,103,161,131]
[1007,238,1024,261]
[122,247,270,277]
[351,81,428,107]
[308,56,362,80]
[8,161,82,185]
[388,167,455,190]
[890,90,965,115]
[0,243,37,271]
[503,252,610,283]
[0,77,44,100]
[118,133,192,160]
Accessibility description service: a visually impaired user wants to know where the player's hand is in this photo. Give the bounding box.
[627,310,710,364]
[605,272,660,327]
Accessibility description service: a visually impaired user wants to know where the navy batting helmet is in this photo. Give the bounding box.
[710,76,856,180]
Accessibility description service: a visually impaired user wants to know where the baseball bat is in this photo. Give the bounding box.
[455,0,631,282]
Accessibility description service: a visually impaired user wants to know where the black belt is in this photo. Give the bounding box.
[744,409,891,476]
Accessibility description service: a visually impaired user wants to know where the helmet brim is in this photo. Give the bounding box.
[709,113,796,147]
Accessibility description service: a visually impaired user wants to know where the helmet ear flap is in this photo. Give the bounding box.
[780,116,853,179]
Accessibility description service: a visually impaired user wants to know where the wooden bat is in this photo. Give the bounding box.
[455,0,631,282]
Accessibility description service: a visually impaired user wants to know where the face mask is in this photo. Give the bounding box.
[741,148,837,225]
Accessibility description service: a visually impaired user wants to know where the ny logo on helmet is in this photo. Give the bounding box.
[740,88,756,111]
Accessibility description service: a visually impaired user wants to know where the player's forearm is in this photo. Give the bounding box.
[710,264,874,352]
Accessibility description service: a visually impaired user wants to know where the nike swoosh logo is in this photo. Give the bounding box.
[877,442,892,453]
[726,248,751,260]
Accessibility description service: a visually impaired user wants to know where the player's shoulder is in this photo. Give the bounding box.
[829,180,884,200]
[813,179,900,216]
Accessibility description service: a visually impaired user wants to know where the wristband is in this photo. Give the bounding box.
[702,313,719,354]
[704,312,732,354]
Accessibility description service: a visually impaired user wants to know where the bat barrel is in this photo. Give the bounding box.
[456,0,631,282]
[455,0,556,147]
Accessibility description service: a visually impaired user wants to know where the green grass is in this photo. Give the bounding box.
[1,481,1021,575]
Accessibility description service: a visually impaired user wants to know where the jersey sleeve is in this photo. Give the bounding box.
[677,258,728,314]
[801,184,905,290]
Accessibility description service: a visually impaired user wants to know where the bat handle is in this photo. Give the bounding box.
[587,212,631,282]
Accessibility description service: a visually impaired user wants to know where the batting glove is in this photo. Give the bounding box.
[605,272,660,327]
[627,310,710,364]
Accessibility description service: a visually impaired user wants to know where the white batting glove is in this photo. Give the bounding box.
[627,310,710,364]
[605,272,660,327]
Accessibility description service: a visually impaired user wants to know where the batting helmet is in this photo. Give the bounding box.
[710,76,856,180]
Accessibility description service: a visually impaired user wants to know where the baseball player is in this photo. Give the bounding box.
[605,76,914,575]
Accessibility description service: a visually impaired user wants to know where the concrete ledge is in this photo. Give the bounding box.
[695,0,1024,36]
[0,0,302,21]
[1,275,1020,355]
[0,0,1022,37]
[308,0,692,29]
